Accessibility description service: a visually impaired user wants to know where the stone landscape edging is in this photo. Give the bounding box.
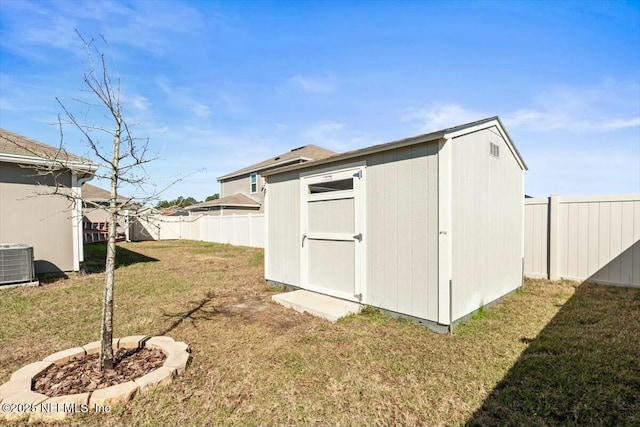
[0,335,191,423]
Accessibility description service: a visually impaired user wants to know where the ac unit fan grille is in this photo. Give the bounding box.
[0,244,36,285]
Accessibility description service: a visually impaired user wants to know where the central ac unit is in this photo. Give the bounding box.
[0,244,36,285]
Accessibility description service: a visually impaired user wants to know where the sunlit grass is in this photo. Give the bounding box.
[1,242,637,426]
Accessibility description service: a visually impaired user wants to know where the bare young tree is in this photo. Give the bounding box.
[1,31,200,371]
[59,32,156,370]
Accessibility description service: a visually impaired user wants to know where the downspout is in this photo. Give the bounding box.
[73,174,95,270]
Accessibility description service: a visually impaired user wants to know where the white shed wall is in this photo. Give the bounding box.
[265,145,440,321]
[366,143,439,321]
[265,171,301,285]
[450,127,524,321]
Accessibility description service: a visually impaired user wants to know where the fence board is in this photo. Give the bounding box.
[132,214,264,248]
[525,194,640,287]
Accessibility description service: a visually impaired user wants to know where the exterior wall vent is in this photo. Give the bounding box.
[490,142,500,158]
[0,244,36,285]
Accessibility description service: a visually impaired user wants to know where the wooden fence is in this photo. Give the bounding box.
[524,194,640,287]
[131,213,264,248]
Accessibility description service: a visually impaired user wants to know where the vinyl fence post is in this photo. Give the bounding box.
[548,194,560,280]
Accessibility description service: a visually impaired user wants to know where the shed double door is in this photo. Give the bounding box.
[300,167,365,302]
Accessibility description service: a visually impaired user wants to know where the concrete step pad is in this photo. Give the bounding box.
[272,290,362,322]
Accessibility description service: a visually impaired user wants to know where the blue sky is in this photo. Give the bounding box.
[1,0,639,202]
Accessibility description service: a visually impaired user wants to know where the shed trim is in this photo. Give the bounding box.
[437,138,452,325]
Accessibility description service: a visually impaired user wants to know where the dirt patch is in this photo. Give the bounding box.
[33,348,166,397]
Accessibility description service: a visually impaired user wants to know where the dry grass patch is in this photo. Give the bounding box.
[1,241,638,426]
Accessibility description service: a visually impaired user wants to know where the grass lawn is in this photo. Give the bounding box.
[1,240,638,426]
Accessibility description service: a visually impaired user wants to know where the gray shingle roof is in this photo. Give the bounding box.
[0,128,93,165]
[82,183,128,201]
[185,193,260,211]
[217,144,336,181]
[263,116,528,176]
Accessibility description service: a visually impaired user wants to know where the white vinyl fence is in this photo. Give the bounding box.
[525,194,640,287]
[132,214,264,248]
[130,194,639,287]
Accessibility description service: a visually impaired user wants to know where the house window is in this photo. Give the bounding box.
[308,178,353,194]
[250,173,258,193]
[490,142,500,158]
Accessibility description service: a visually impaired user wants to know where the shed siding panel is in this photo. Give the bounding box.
[409,143,429,319]
[425,142,439,318]
[265,172,300,285]
[451,128,524,321]
[0,163,75,273]
[396,146,414,316]
[366,152,386,307]
[365,142,439,321]
[381,149,399,312]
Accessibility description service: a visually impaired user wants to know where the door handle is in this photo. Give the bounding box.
[302,233,307,247]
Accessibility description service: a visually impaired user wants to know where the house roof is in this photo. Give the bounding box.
[82,183,128,202]
[184,193,261,211]
[263,116,527,177]
[217,144,337,181]
[0,128,97,173]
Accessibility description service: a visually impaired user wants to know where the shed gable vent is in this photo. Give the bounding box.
[489,142,500,158]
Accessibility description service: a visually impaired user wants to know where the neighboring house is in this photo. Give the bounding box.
[0,128,97,274]
[185,145,336,215]
[81,183,130,243]
[263,116,528,332]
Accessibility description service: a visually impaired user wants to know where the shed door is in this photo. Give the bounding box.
[301,167,365,302]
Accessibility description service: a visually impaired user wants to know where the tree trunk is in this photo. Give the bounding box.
[100,125,121,371]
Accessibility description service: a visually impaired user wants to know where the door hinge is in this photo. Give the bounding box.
[353,170,362,179]
[353,233,362,241]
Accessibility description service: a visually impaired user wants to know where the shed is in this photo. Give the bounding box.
[263,117,527,331]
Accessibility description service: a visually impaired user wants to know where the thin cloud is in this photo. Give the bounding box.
[288,73,336,94]
[156,77,211,118]
[402,104,486,132]
[403,80,640,134]
[1,0,205,56]
[303,121,372,152]
[304,121,344,148]
[504,80,640,132]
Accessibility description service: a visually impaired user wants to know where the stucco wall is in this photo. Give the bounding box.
[0,162,75,273]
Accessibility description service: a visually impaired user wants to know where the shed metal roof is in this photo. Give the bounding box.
[263,117,527,177]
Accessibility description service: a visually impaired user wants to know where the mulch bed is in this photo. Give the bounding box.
[33,348,166,397]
